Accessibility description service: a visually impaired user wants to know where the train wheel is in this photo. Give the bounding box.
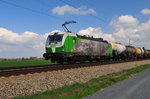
[68,60,75,64]
[60,61,64,65]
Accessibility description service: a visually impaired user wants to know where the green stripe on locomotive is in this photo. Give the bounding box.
[64,36,84,52]
[105,44,113,55]
[46,47,62,53]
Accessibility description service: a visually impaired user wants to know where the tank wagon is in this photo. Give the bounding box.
[111,43,126,60]
[43,21,150,63]
[143,49,150,57]
[124,46,136,58]
[111,43,126,55]
[135,47,142,57]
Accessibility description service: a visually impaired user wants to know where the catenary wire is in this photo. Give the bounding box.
[59,0,108,24]
[0,0,64,21]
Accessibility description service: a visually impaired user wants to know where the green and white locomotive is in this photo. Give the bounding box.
[43,21,113,64]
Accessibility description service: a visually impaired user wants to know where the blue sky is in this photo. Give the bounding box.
[0,0,150,58]
[0,0,149,34]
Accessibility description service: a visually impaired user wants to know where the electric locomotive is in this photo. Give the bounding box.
[43,21,113,64]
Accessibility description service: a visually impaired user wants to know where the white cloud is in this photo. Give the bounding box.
[110,15,139,44]
[77,15,140,44]
[136,20,150,41]
[52,5,96,15]
[110,15,138,28]
[78,27,115,42]
[141,9,150,15]
[0,28,58,58]
[110,15,150,48]
[0,28,44,44]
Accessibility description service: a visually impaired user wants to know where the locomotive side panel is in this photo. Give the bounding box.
[72,39,112,56]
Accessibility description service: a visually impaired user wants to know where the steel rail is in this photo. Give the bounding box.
[0,59,149,77]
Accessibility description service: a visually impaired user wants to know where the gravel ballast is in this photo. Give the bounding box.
[1,60,150,99]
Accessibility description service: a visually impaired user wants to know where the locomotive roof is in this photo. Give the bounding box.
[49,31,76,36]
[76,34,108,43]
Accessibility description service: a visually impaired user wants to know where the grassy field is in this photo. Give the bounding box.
[0,59,53,68]
[14,64,150,99]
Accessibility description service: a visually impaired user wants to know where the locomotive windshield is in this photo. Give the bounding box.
[47,33,64,44]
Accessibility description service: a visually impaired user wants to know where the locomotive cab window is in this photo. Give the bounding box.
[55,34,64,42]
[47,33,64,44]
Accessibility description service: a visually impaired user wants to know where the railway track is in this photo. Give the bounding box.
[0,59,149,77]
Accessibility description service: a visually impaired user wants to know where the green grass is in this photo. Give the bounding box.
[0,59,54,68]
[14,64,150,99]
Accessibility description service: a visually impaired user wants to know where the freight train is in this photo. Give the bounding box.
[43,21,150,64]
